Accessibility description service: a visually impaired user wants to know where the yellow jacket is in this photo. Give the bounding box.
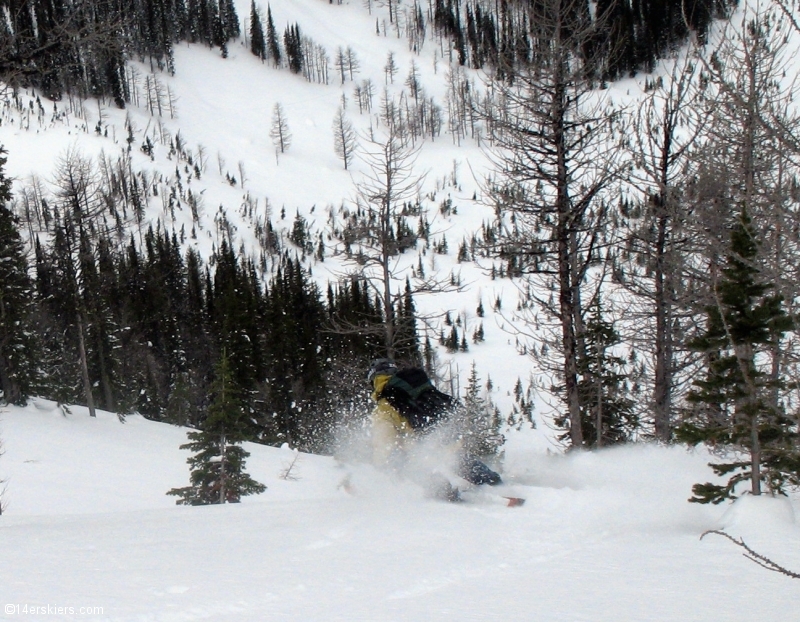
[370,374,414,466]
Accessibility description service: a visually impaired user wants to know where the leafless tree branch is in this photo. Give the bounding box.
[701,529,800,579]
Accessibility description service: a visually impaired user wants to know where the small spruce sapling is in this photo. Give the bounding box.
[167,352,266,505]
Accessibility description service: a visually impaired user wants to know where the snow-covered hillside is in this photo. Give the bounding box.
[1,400,798,621]
[2,2,800,618]
[0,0,634,417]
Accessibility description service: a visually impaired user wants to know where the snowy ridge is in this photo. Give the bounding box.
[1,401,799,620]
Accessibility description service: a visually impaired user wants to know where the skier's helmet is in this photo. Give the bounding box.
[367,358,398,385]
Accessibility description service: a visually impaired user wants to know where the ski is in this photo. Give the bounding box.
[456,486,526,507]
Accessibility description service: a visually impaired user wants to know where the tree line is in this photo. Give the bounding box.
[0,0,734,110]
[0,144,423,453]
[0,0,241,104]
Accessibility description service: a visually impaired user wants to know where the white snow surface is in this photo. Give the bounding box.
[1,400,798,621]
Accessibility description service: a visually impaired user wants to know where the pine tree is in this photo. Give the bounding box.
[41,213,96,415]
[266,5,282,66]
[249,1,267,60]
[168,351,266,505]
[218,0,240,41]
[210,242,263,404]
[460,362,503,458]
[34,234,80,406]
[393,278,420,363]
[676,209,797,503]
[260,258,327,449]
[0,147,38,405]
[283,23,303,74]
[80,232,125,413]
[564,300,638,448]
[446,325,459,353]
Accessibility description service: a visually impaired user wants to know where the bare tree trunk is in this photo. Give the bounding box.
[626,56,701,443]
[653,204,673,441]
[480,0,617,450]
[381,248,395,359]
[555,59,584,449]
[559,221,583,448]
[596,352,603,448]
[751,415,762,496]
[218,435,227,504]
[0,352,20,405]
[97,343,115,412]
[76,314,97,418]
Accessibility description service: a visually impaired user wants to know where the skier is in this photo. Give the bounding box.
[367,358,502,500]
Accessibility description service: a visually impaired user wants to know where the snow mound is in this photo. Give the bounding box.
[719,493,797,531]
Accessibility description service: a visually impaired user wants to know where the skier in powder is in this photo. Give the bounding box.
[367,358,502,500]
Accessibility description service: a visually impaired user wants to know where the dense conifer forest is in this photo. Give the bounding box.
[0,0,731,104]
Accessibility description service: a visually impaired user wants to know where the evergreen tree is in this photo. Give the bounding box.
[393,278,420,363]
[39,214,96,414]
[34,235,77,406]
[0,147,38,405]
[459,362,503,458]
[283,23,303,74]
[260,257,327,449]
[325,277,384,360]
[676,209,798,503]
[249,0,267,60]
[266,5,282,66]
[557,300,638,448]
[218,0,240,41]
[594,0,637,80]
[210,241,263,409]
[168,351,266,505]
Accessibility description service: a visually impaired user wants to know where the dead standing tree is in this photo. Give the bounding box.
[270,103,292,161]
[333,107,359,170]
[342,129,423,360]
[331,126,460,362]
[482,0,623,448]
[619,54,706,442]
[50,147,117,417]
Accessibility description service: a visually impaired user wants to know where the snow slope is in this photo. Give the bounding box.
[1,401,799,621]
[2,2,800,618]
[0,0,627,417]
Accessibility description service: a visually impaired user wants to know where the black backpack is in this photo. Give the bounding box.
[380,367,453,430]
